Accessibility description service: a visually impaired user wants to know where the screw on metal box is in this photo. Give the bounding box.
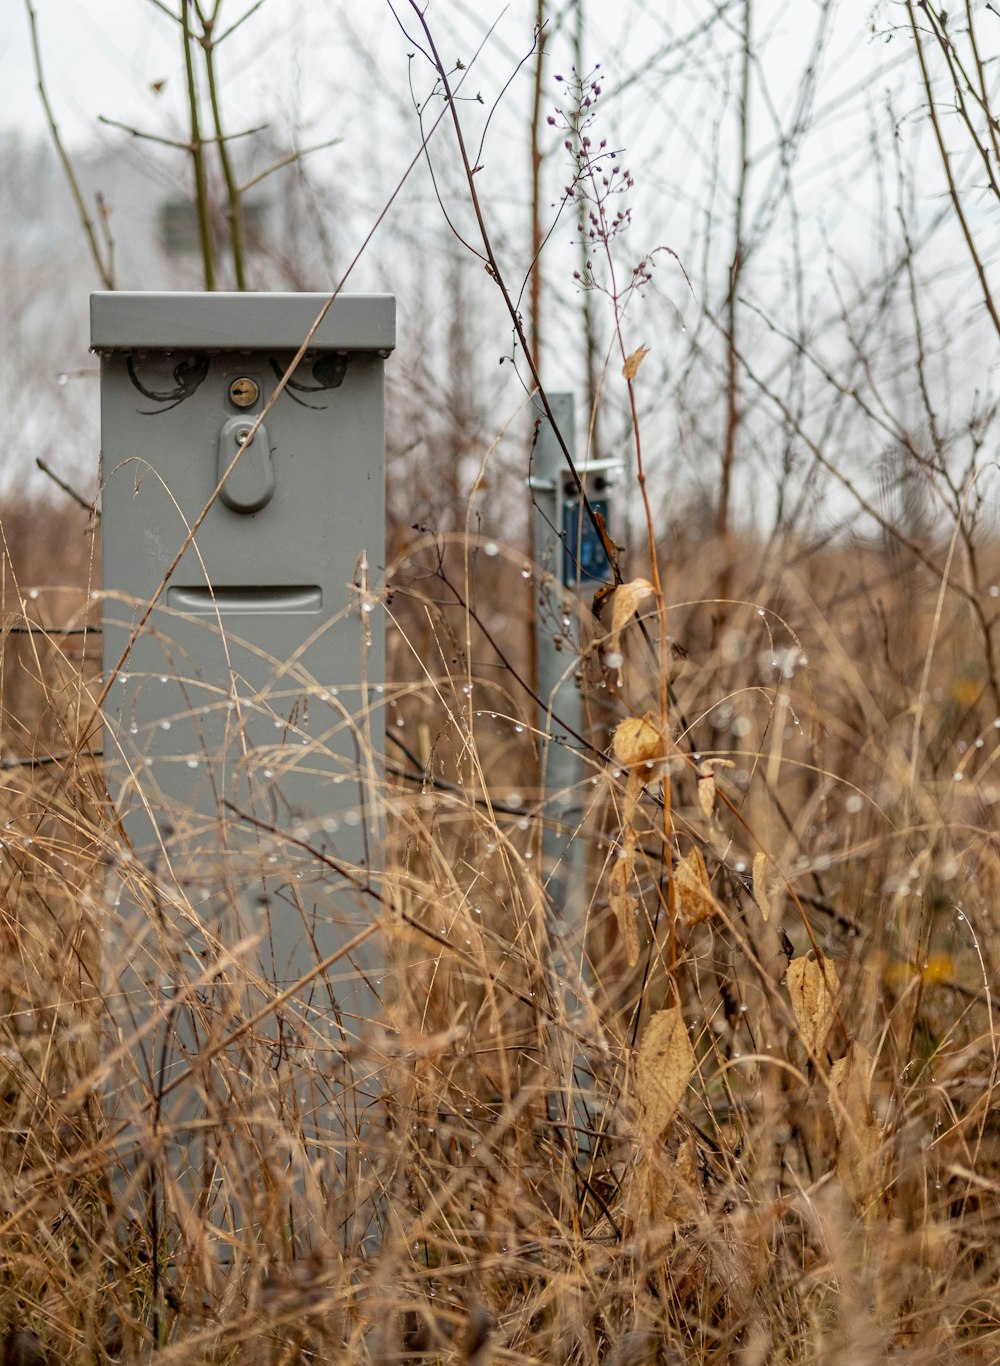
[229,376,259,407]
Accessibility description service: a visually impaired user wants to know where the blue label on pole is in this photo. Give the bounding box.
[563,498,612,585]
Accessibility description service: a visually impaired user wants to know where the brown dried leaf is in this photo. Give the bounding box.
[647,1134,702,1223]
[635,1006,695,1141]
[619,766,644,828]
[609,577,655,667]
[697,771,716,822]
[622,344,650,380]
[752,850,776,922]
[695,758,734,822]
[675,847,721,926]
[829,1041,883,1205]
[786,954,840,1055]
[609,856,640,967]
[612,712,664,769]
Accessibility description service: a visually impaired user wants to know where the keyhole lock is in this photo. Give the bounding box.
[229,376,259,408]
[218,415,275,513]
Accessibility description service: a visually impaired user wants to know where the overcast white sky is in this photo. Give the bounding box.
[2,2,892,151]
[3,2,992,529]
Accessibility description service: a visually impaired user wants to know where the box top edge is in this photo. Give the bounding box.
[90,292,396,352]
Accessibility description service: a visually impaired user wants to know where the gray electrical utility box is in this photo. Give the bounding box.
[94,292,393,1143]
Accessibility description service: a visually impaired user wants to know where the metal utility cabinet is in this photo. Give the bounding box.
[94,292,393,1154]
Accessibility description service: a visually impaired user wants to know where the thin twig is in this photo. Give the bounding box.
[35,460,100,518]
[181,0,216,289]
[25,0,114,289]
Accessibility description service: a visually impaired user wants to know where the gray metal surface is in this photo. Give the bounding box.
[531,394,621,1149]
[92,291,395,351]
[531,394,588,916]
[97,293,392,1245]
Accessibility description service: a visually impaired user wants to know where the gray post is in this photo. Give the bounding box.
[530,394,622,1144]
[531,394,622,902]
[94,292,392,1244]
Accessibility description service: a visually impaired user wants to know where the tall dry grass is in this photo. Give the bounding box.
[0,490,996,1363]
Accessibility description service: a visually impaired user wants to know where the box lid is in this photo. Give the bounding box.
[91,291,395,352]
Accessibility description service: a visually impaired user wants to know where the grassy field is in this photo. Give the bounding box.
[0,491,997,1364]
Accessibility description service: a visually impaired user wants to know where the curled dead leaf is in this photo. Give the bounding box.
[613,713,665,770]
[645,1132,702,1224]
[696,757,735,821]
[608,578,655,683]
[609,856,640,966]
[619,766,644,828]
[675,847,721,926]
[622,344,650,380]
[786,953,840,1055]
[752,850,779,922]
[829,1041,883,1205]
[634,1006,695,1142]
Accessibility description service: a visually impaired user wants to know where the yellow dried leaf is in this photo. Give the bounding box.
[622,344,650,380]
[675,847,720,926]
[634,1006,695,1141]
[829,1041,883,1205]
[608,857,640,966]
[613,713,664,769]
[786,954,840,1055]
